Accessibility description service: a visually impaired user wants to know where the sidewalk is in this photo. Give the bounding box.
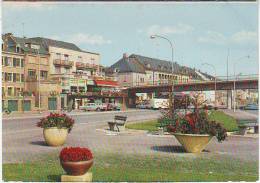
[221,109,258,121]
[2,109,139,120]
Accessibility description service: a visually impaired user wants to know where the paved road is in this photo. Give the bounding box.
[3,109,258,164]
[222,109,258,122]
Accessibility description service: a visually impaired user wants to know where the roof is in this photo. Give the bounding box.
[29,37,99,55]
[109,55,146,74]
[29,37,81,52]
[2,34,48,55]
[109,54,214,80]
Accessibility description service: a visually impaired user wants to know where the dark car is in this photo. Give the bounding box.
[240,104,258,110]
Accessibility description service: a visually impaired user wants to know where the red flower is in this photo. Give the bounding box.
[184,113,196,128]
[60,147,93,162]
[167,125,176,132]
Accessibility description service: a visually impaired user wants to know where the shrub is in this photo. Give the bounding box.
[159,93,227,142]
[37,113,75,133]
[60,147,93,162]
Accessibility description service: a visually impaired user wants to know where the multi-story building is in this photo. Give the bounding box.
[107,53,211,88]
[2,33,62,112]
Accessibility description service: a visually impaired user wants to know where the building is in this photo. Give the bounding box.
[107,53,210,88]
[2,33,61,112]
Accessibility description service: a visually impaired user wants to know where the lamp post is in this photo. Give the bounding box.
[233,55,250,112]
[150,34,174,116]
[201,63,217,107]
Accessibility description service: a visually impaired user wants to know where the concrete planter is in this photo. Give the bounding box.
[173,133,213,153]
[43,127,68,146]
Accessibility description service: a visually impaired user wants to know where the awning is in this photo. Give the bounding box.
[95,80,118,87]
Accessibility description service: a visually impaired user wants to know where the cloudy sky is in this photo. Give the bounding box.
[2,2,258,77]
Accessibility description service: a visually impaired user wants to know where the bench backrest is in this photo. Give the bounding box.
[114,115,127,124]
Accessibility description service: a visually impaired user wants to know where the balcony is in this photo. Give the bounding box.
[54,59,73,68]
[76,62,85,69]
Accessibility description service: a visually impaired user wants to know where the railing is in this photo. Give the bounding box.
[128,74,259,88]
[54,59,73,67]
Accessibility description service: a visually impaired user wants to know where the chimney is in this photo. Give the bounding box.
[123,53,128,59]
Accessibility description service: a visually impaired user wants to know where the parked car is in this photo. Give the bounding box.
[240,104,258,110]
[136,102,151,109]
[150,98,168,109]
[111,103,121,111]
[79,103,107,111]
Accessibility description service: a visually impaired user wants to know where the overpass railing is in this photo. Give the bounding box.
[126,74,258,88]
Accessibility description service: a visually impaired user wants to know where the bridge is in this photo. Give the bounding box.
[126,75,258,94]
[124,75,258,108]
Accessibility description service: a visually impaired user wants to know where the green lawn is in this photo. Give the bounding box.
[208,111,238,131]
[126,110,238,132]
[3,153,258,182]
[126,120,159,132]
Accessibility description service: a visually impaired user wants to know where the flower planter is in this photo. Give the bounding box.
[173,133,213,153]
[43,127,68,146]
[60,159,94,176]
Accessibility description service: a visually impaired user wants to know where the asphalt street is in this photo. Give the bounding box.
[2,109,259,164]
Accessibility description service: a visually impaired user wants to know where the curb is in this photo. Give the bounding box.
[2,109,145,120]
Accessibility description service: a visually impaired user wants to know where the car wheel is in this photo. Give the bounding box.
[96,108,101,111]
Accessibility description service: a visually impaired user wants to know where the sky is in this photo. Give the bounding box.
[2,2,258,77]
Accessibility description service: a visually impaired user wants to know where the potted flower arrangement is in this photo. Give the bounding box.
[159,93,227,153]
[60,147,94,176]
[37,113,75,146]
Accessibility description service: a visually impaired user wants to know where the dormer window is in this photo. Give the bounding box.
[114,68,120,73]
[16,46,20,53]
[146,63,151,68]
[31,44,40,50]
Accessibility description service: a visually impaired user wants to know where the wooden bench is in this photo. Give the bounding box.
[238,122,258,135]
[107,115,127,132]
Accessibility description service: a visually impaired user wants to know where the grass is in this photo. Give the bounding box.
[126,110,238,132]
[3,152,258,182]
[208,111,238,131]
[126,120,159,132]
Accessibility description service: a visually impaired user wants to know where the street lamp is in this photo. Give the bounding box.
[201,63,217,108]
[150,34,174,116]
[233,55,250,112]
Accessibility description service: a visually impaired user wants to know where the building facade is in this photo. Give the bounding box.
[107,53,209,88]
[2,33,63,112]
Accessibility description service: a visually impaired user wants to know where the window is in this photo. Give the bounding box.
[2,72,4,81]
[56,53,61,60]
[16,74,21,82]
[2,57,4,66]
[7,87,13,96]
[16,46,20,53]
[64,54,69,61]
[28,69,36,77]
[16,58,20,67]
[55,66,61,74]
[4,57,8,66]
[13,58,17,67]
[21,74,24,82]
[78,56,82,61]
[2,87,5,96]
[13,73,17,82]
[21,59,24,67]
[40,71,48,79]
[7,73,12,82]
[65,68,70,74]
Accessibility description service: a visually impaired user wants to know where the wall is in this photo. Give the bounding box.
[48,46,100,75]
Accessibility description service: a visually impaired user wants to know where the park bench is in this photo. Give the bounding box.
[107,115,127,132]
[238,121,258,135]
